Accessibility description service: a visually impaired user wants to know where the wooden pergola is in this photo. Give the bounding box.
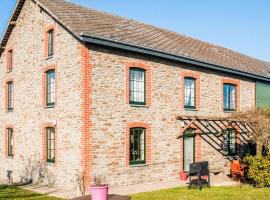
[176,115,255,139]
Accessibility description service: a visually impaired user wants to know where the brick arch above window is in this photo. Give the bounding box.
[126,122,151,166]
[126,62,151,107]
[181,71,201,110]
[221,78,240,112]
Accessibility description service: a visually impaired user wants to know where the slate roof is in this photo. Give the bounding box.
[1,0,270,80]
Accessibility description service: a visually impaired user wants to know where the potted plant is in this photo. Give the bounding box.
[180,171,188,181]
[90,175,108,200]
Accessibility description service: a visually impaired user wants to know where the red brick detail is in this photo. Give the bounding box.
[80,45,92,188]
[42,65,57,108]
[126,122,151,166]
[44,24,55,58]
[4,77,14,112]
[5,125,14,158]
[181,71,201,110]
[221,78,240,111]
[6,45,14,72]
[126,62,151,107]
[42,123,57,163]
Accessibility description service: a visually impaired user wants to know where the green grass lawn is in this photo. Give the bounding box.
[131,186,270,200]
[0,185,63,200]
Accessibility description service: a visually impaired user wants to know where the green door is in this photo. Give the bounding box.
[183,130,195,171]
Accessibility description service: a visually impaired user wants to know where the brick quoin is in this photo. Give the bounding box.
[80,44,92,188]
[126,122,151,166]
[126,62,151,107]
[221,78,241,112]
[181,71,201,110]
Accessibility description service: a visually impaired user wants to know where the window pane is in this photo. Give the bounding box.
[130,69,145,104]
[130,128,146,164]
[46,127,55,162]
[7,82,13,111]
[229,130,236,154]
[224,84,236,110]
[8,128,13,157]
[184,78,195,108]
[48,30,54,56]
[8,50,13,71]
[46,70,55,106]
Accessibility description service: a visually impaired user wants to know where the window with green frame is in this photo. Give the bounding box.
[130,128,146,165]
[7,49,13,71]
[223,129,237,156]
[46,70,55,107]
[223,84,236,111]
[7,81,13,112]
[184,77,196,109]
[46,127,55,163]
[7,128,13,157]
[48,29,54,57]
[130,68,146,105]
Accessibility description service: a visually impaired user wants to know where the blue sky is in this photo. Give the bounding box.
[1,0,270,61]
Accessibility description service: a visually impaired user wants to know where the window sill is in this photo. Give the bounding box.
[45,55,53,60]
[224,110,236,113]
[6,110,13,113]
[130,104,149,108]
[7,156,14,159]
[130,164,148,167]
[184,108,198,111]
[46,105,55,109]
[46,162,56,166]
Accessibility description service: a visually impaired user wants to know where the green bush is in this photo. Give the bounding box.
[244,154,270,187]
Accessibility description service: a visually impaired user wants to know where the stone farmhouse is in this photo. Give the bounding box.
[0,0,270,192]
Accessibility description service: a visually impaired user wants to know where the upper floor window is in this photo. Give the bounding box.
[223,84,236,111]
[46,127,55,163]
[7,49,13,72]
[184,77,196,109]
[7,128,14,157]
[48,29,54,57]
[7,81,13,112]
[130,128,146,165]
[130,68,146,105]
[223,129,237,156]
[46,70,55,107]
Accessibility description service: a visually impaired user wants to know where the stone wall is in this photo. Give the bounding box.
[89,45,255,187]
[0,0,83,190]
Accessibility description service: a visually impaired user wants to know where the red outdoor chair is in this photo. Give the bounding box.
[230,160,244,180]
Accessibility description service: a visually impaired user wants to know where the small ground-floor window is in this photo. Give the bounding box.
[46,127,55,163]
[183,129,195,171]
[130,128,146,165]
[7,128,13,157]
[223,129,237,156]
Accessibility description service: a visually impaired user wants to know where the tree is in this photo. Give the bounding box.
[232,107,270,154]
